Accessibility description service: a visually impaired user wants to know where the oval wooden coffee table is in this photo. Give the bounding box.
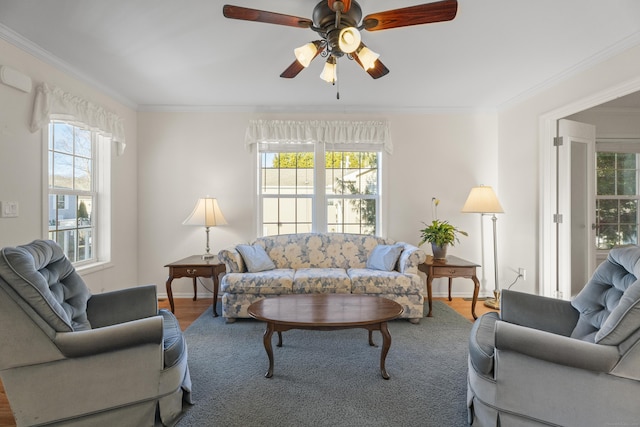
[248,294,403,379]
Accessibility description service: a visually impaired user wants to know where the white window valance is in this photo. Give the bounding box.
[245,120,393,154]
[30,83,126,155]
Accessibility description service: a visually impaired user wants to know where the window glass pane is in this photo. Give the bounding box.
[597,199,618,224]
[74,157,92,191]
[296,198,312,224]
[279,198,296,222]
[617,169,637,196]
[619,200,637,224]
[78,229,92,261]
[263,169,279,195]
[279,223,297,234]
[596,225,618,249]
[53,122,73,154]
[52,229,77,262]
[77,196,93,227]
[618,153,636,169]
[58,195,77,229]
[263,198,278,223]
[48,195,57,231]
[597,169,615,195]
[620,224,638,246]
[75,127,91,158]
[53,153,73,189]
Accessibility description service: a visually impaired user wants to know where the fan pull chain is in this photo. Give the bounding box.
[336,60,340,100]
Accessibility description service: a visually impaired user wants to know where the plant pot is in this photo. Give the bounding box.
[431,243,448,260]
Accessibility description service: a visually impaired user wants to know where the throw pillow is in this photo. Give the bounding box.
[366,244,403,272]
[236,244,276,273]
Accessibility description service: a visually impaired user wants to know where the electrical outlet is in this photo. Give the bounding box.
[518,267,526,281]
[0,201,19,218]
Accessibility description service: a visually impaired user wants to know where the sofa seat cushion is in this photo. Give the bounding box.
[469,311,499,377]
[348,268,423,295]
[293,268,351,293]
[160,308,185,368]
[221,269,294,295]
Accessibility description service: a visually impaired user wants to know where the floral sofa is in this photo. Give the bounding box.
[218,233,426,323]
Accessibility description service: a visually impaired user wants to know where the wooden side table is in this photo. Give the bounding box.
[165,255,226,317]
[418,255,481,320]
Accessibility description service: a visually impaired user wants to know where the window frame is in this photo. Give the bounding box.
[256,141,385,237]
[595,139,640,253]
[43,118,112,271]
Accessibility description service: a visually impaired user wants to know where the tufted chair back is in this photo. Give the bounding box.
[571,245,640,344]
[0,239,91,332]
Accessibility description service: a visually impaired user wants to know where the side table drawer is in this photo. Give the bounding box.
[432,266,475,277]
[171,266,213,278]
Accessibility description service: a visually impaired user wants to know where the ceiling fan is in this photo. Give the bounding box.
[223,0,458,85]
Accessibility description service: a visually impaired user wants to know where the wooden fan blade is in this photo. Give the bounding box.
[280,61,305,79]
[223,5,312,28]
[328,0,351,13]
[353,46,389,79]
[363,0,457,31]
[280,43,326,78]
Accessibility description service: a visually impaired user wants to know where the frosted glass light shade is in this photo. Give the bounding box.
[338,27,361,54]
[320,59,337,83]
[294,42,318,68]
[461,186,504,214]
[183,197,227,227]
[357,47,380,70]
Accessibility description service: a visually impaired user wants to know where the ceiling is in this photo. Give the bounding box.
[1,0,640,111]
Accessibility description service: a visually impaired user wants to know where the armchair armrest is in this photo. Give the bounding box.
[54,315,163,358]
[87,284,158,328]
[500,289,579,336]
[495,320,619,372]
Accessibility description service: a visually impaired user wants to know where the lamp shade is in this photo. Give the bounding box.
[294,42,318,68]
[320,58,337,83]
[183,197,227,227]
[357,46,380,70]
[338,27,361,54]
[461,186,504,214]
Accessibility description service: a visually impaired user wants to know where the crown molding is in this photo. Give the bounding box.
[498,31,640,111]
[0,23,138,110]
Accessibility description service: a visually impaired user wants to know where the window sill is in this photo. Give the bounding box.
[76,261,113,276]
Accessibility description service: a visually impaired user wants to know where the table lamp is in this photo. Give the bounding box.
[183,197,227,259]
[461,185,504,309]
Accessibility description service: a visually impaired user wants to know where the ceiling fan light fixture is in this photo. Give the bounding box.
[357,46,380,70]
[294,42,318,68]
[320,57,337,84]
[338,27,361,54]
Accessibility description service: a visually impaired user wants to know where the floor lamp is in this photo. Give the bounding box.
[461,186,504,309]
[183,197,227,259]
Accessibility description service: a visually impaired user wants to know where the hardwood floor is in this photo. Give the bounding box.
[0,297,496,426]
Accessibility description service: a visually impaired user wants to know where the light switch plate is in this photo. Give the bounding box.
[0,201,19,218]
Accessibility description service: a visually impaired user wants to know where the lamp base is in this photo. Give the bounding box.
[201,253,215,260]
[483,290,501,310]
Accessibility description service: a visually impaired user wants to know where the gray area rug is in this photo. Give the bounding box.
[178,301,472,427]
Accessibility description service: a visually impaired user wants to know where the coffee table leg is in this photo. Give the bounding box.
[263,322,275,378]
[368,330,375,346]
[379,322,392,380]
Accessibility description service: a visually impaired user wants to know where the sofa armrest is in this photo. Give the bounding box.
[54,315,164,358]
[87,284,158,328]
[218,247,246,273]
[396,243,426,274]
[500,289,579,336]
[495,320,619,372]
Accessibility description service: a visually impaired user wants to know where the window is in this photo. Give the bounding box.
[47,120,110,266]
[596,145,640,249]
[259,144,381,236]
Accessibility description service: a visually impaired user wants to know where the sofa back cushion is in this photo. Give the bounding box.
[571,245,640,343]
[0,240,91,332]
[257,233,389,270]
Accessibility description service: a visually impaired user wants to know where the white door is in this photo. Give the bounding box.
[556,119,596,299]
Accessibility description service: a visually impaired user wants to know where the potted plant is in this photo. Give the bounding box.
[419,198,467,259]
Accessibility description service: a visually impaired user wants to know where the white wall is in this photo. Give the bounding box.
[137,111,500,298]
[567,107,640,138]
[0,39,138,291]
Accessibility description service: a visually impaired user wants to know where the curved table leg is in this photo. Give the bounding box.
[263,322,275,378]
[379,322,392,380]
[277,331,283,347]
[471,275,480,320]
[368,330,376,346]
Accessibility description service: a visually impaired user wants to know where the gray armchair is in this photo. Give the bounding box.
[467,245,640,426]
[0,240,192,426]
